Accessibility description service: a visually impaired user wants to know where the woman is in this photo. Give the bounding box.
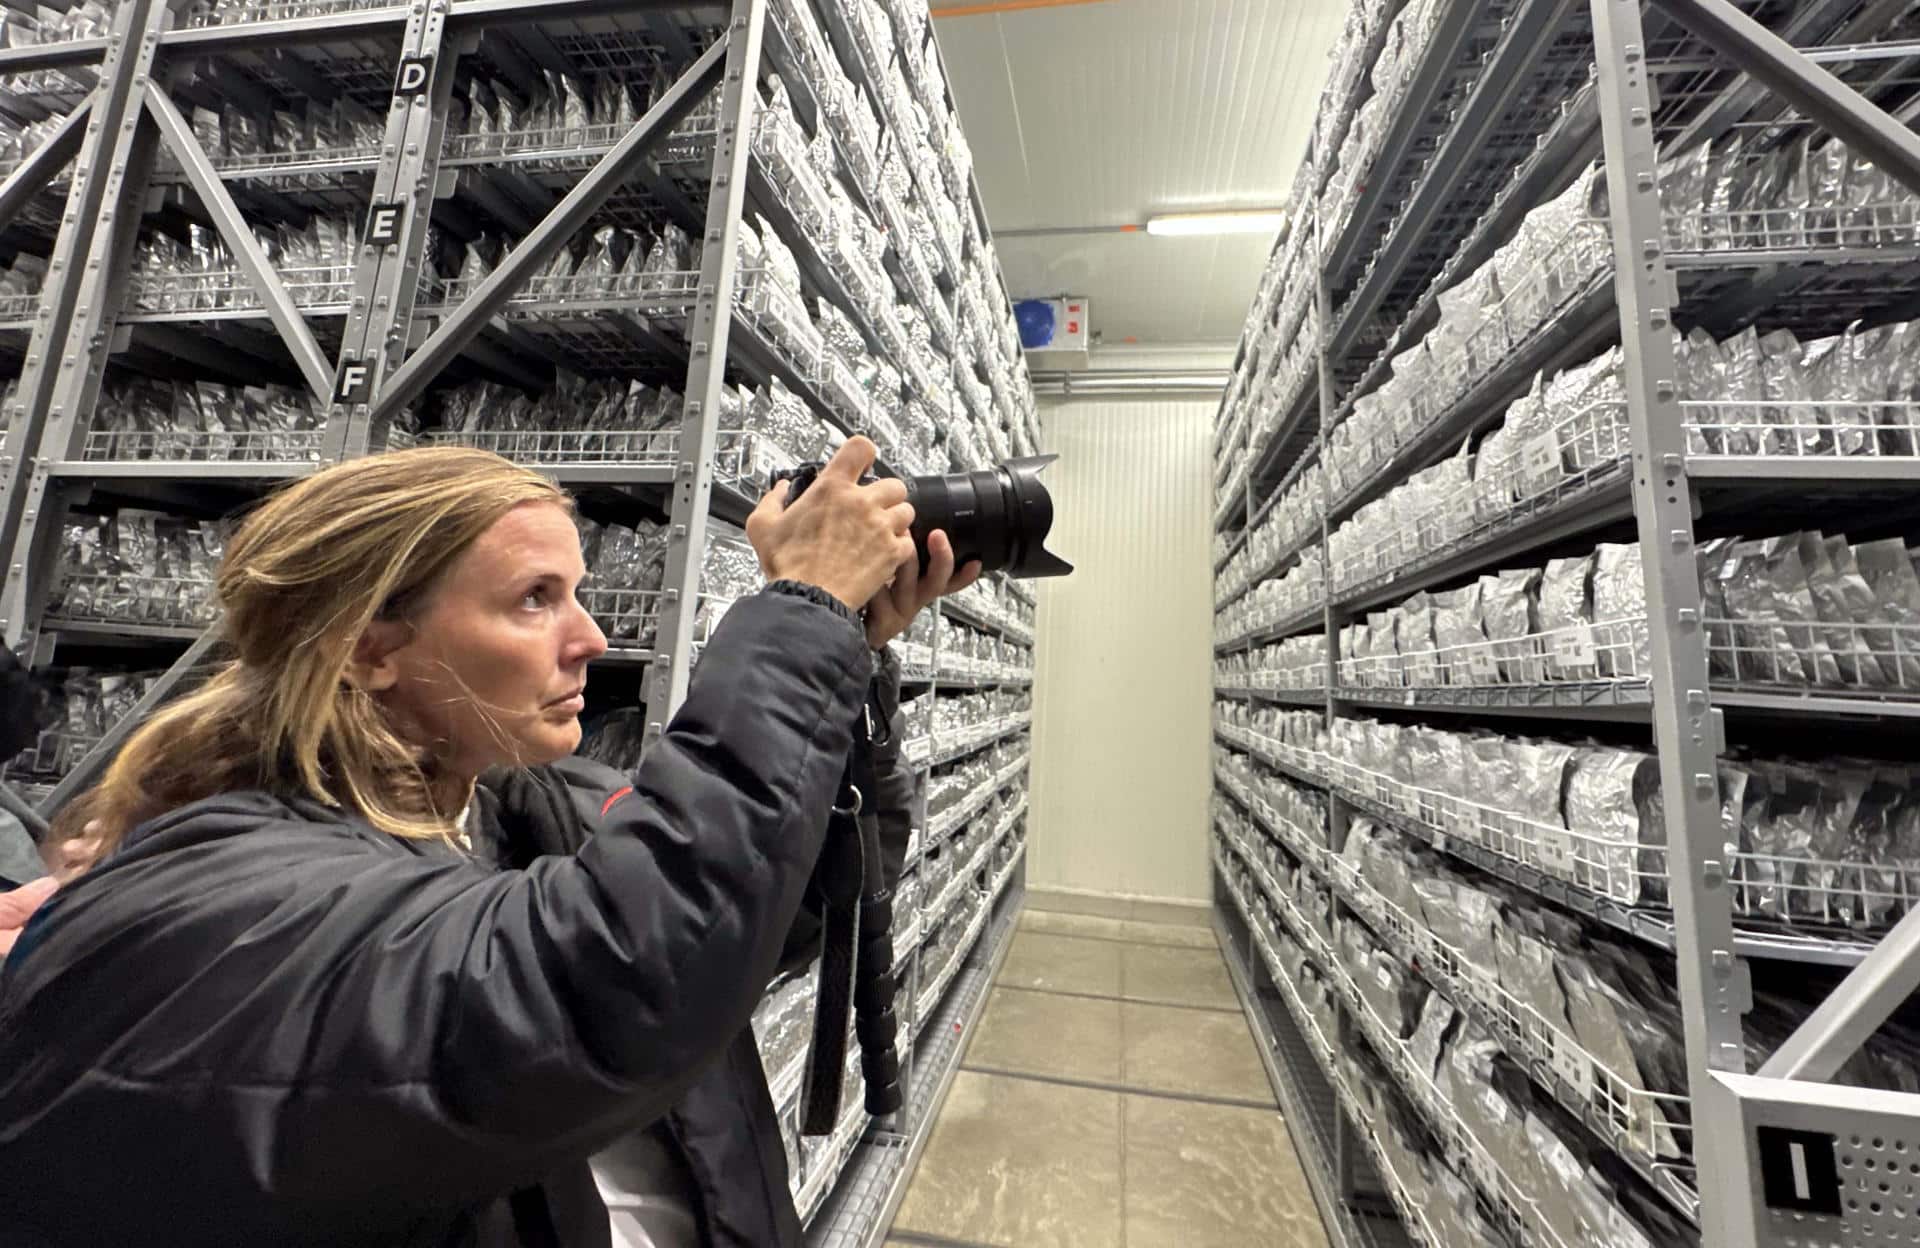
[0,437,976,1247]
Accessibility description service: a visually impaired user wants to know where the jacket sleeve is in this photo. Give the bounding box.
[772,644,916,975]
[0,589,872,1221]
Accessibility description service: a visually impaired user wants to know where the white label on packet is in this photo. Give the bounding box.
[1553,625,1597,670]
[1525,433,1562,481]
[1552,1031,1597,1101]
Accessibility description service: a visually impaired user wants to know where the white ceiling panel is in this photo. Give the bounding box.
[932,0,1345,347]
[991,230,1277,344]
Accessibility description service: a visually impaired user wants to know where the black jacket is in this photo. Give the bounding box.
[0,589,917,1247]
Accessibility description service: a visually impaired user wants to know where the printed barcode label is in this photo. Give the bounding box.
[1553,1031,1597,1100]
[1552,625,1597,670]
[1525,434,1562,480]
[1539,825,1577,879]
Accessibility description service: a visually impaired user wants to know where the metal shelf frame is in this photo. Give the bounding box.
[0,0,1042,819]
[1215,876,1422,1248]
[0,5,1043,1246]
[1217,1,1920,1238]
[1213,4,1920,1221]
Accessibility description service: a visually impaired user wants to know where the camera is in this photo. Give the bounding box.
[769,456,1074,580]
[782,454,1068,1137]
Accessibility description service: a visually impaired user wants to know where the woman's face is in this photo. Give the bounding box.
[369,501,608,780]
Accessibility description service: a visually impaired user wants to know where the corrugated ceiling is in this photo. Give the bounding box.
[932,0,1346,346]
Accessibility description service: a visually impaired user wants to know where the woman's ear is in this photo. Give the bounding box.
[345,619,411,693]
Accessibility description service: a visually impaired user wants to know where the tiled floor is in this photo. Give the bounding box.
[886,906,1333,1248]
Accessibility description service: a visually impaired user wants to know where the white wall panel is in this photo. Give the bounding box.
[1027,395,1215,903]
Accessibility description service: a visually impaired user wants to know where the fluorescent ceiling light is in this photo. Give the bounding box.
[1145,210,1286,237]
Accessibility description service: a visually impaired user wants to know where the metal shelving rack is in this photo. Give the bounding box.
[1214,0,1920,1243]
[0,0,1040,1242]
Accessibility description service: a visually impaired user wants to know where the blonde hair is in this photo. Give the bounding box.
[53,446,572,855]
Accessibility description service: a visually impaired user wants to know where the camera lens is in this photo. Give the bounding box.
[904,455,1073,580]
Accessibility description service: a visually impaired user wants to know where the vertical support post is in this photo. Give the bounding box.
[1311,210,1341,764]
[327,0,460,461]
[1589,0,1757,1244]
[1310,203,1380,1213]
[1312,201,1354,1200]
[0,0,166,653]
[644,0,766,747]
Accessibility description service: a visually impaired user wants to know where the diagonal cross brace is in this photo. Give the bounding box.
[372,33,728,424]
[36,628,223,819]
[1759,900,1920,1082]
[141,86,336,408]
[0,779,47,837]
[1649,0,1920,199]
[0,94,94,238]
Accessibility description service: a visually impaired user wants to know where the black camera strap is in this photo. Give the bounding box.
[799,686,903,1135]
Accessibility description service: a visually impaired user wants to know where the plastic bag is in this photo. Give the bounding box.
[1854,537,1920,689]
[1441,1024,1536,1190]
[1565,748,1661,903]
[1591,543,1648,678]
[1722,535,1839,686]
[1539,553,1596,680]
[1409,993,1457,1086]
[1802,531,1892,689]
[1479,568,1540,682]
[1747,761,1822,919]
[1662,143,1713,251]
[1842,322,1900,457]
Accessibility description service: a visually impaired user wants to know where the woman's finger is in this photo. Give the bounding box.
[889,550,920,618]
[820,435,878,483]
[920,531,958,606]
[949,559,984,596]
[750,484,787,524]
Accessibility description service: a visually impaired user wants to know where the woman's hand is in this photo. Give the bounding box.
[864,530,982,650]
[747,437,916,613]
[0,876,57,959]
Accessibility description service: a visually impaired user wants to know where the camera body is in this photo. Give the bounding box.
[769,455,1072,580]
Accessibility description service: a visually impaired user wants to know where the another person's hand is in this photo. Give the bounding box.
[863,530,982,650]
[747,437,915,612]
[0,876,57,959]
[47,826,101,884]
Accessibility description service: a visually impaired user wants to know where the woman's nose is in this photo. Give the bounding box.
[570,599,609,661]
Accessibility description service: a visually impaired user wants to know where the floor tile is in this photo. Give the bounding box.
[1119,918,1219,949]
[1026,889,1134,920]
[1021,909,1132,941]
[1130,897,1213,928]
[1121,1001,1276,1105]
[996,931,1123,998]
[1123,1095,1330,1248]
[1121,943,1239,1009]
[964,987,1123,1082]
[893,1071,1123,1248]
[1021,909,1223,950]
